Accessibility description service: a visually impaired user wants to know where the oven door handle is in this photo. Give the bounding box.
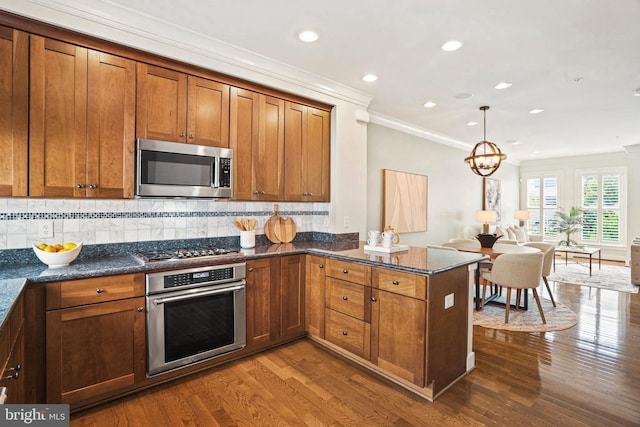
[153,283,245,305]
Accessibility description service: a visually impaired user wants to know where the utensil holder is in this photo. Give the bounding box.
[240,230,256,248]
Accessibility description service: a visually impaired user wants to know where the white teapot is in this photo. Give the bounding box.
[381,226,400,248]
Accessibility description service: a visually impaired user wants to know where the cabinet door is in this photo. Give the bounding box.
[280,255,305,338]
[0,328,24,404]
[0,26,28,197]
[302,107,330,201]
[305,255,326,338]
[86,51,136,198]
[187,76,230,147]
[46,297,145,406]
[136,63,187,142]
[229,87,259,200]
[29,36,88,198]
[284,102,330,202]
[245,257,280,348]
[371,289,426,387]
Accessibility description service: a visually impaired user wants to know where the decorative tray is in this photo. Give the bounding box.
[364,244,409,253]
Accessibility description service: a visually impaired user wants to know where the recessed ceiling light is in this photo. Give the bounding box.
[362,74,378,83]
[634,88,640,97]
[529,108,544,114]
[494,82,512,90]
[298,30,318,43]
[532,151,542,155]
[441,40,463,51]
[423,101,437,108]
[466,121,478,126]
[507,139,521,145]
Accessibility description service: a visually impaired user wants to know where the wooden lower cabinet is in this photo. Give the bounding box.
[246,255,305,350]
[305,255,326,338]
[0,293,25,404]
[45,274,145,406]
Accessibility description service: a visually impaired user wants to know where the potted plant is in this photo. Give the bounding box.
[555,206,584,246]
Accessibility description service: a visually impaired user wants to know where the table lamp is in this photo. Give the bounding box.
[476,210,500,248]
[514,210,530,227]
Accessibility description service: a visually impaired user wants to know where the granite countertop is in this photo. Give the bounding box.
[0,240,486,329]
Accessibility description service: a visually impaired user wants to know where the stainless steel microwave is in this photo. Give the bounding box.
[135,138,232,198]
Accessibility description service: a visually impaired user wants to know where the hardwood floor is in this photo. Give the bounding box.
[71,274,640,426]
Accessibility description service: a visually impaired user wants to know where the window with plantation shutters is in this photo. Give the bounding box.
[578,169,624,245]
[524,175,559,237]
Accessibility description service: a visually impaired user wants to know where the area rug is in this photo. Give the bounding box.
[547,263,639,294]
[473,298,577,332]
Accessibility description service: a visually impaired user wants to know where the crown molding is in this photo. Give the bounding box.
[2,0,373,108]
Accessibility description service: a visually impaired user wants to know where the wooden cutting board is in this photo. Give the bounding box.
[275,216,296,243]
[264,204,281,243]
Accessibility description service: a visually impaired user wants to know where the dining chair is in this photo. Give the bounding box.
[480,252,545,324]
[523,242,556,307]
[426,244,458,251]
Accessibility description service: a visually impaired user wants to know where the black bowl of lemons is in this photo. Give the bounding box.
[33,241,83,268]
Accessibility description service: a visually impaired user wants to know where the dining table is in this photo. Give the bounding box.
[451,241,541,310]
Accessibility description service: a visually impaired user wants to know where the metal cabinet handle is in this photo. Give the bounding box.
[4,364,21,380]
[343,269,348,274]
[342,331,348,336]
[319,264,324,268]
[77,184,85,189]
[189,133,195,138]
[342,296,348,301]
[371,297,377,302]
[260,190,265,194]
[137,307,144,312]
[89,184,97,189]
[307,192,313,196]
[96,288,104,294]
[179,132,186,137]
[392,280,399,285]
[253,190,259,194]
[248,267,254,272]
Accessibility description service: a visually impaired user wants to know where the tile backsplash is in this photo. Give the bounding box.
[0,198,329,249]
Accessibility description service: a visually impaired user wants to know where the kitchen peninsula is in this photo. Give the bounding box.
[0,239,485,408]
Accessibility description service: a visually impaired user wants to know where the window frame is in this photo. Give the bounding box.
[521,172,561,238]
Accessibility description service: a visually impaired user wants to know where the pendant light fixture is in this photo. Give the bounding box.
[464,106,507,176]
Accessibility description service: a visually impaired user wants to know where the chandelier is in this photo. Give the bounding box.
[464,106,507,176]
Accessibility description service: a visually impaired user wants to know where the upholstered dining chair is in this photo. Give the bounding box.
[480,252,545,324]
[523,242,556,307]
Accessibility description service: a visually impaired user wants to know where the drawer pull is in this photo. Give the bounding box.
[96,288,104,294]
[137,307,144,312]
[248,267,254,272]
[392,280,399,285]
[319,264,324,268]
[343,269,348,274]
[342,331,348,336]
[371,297,377,302]
[4,364,21,380]
[342,296,348,301]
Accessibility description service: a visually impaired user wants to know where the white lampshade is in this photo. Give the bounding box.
[476,210,497,223]
[514,210,531,220]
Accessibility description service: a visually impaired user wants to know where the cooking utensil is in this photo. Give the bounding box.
[275,216,296,243]
[265,204,281,243]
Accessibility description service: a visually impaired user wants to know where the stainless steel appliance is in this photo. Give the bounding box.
[134,246,239,264]
[136,138,232,198]
[146,263,246,376]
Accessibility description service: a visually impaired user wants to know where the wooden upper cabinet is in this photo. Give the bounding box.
[86,51,136,198]
[284,102,330,202]
[230,87,284,200]
[29,36,88,198]
[0,26,28,197]
[29,35,135,198]
[137,63,230,147]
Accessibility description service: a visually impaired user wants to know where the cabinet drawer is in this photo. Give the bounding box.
[325,259,371,285]
[46,273,145,310]
[325,308,370,360]
[372,268,427,300]
[325,278,370,321]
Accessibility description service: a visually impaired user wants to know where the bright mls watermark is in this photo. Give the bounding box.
[1,405,69,426]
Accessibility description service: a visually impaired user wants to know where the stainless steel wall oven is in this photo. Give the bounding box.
[146,263,246,376]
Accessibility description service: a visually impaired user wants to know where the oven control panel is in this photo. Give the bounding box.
[146,262,246,295]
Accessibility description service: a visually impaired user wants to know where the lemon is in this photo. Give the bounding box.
[58,248,68,252]
[63,242,77,250]
[44,245,58,253]
[37,243,47,250]
[54,243,64,251]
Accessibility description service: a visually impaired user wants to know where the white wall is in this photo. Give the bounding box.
[520,151,633,261]
[367,123,521,247]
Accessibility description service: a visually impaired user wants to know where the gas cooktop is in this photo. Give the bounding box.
[134,247,240,264]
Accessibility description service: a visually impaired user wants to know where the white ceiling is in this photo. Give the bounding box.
[11,0,640,162]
